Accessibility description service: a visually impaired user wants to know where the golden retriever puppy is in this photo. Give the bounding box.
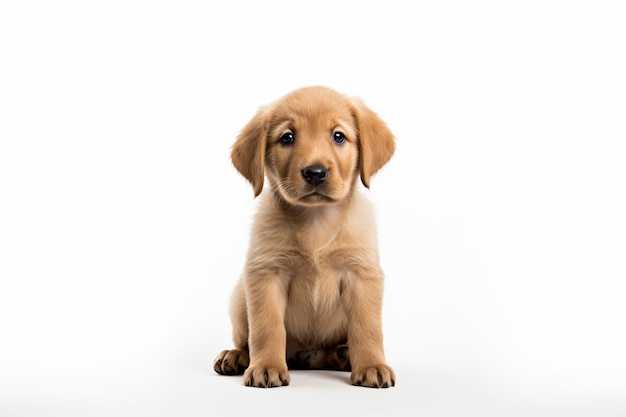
[213,86,396,388]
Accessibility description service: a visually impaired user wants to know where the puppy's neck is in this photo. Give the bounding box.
[274,190,351,255]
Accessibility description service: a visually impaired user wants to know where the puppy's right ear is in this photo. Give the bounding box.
[231,106,269,197]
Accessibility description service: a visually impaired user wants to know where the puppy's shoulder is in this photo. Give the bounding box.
[249,191,287,233]
[347,189,378,221]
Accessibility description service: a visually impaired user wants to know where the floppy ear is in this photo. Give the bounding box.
[231,107,269,197]
[352,99,396,188]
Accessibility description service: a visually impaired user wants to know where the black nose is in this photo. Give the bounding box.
[302,164,328,186]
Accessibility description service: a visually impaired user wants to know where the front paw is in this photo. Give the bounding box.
[351,364,395,388]
[243,365,290,388]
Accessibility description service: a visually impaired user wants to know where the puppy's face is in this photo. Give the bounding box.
[231,86,395,203]
[264,90,359,206]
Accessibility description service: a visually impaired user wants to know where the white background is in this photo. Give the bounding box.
[1,1,625,416]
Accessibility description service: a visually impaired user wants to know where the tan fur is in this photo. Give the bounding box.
[214,86,396,388]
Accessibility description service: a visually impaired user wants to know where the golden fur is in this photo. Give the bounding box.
[213,86,396,388]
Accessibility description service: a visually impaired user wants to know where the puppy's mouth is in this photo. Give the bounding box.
[276,181,338,206]
[272,171,345,206]
[299,189,336,203]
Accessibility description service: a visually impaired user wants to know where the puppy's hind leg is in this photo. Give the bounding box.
[214,281,250,375]
[214,348,249,375]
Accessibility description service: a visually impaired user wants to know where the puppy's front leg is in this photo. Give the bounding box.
[345,269,396,388]
[243,274,290,388]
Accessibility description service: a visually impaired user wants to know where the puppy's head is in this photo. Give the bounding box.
[231,86,395,205]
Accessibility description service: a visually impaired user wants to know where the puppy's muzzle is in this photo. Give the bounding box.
[302,164,328,186]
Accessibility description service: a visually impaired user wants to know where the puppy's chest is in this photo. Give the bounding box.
[281,208,358,311]
[288,253,349,313]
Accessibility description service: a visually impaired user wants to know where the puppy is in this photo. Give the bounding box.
[213,86,396,388]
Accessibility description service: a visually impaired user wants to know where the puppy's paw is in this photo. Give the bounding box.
[243,365,290,388]
[351,364,396,388]
[330,344,351,371]
[289,343,351,371]
[213,349,250,375]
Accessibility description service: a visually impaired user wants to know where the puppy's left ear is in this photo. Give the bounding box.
[352,99,396,188]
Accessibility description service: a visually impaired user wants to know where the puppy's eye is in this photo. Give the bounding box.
[280,132,295,145]
[333,131,346,144]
